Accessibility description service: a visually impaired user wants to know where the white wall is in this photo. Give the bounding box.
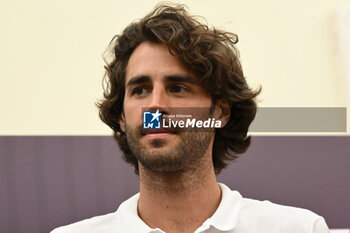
[0,0,349,135]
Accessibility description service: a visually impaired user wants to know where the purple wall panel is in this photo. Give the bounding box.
[0,136,349,233]
[217,136,350,228]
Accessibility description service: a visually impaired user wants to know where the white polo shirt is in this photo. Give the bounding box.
[51,183,330,233]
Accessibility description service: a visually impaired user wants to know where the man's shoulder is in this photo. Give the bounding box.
[50,193,144,233]
[239,197,328,232]
[50,212,116,233]
[50,193,140,233]
[242,197,320,218]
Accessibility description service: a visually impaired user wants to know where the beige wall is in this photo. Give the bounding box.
[0,0,349,135]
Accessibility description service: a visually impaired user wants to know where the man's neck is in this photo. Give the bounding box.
[137,157,221,233]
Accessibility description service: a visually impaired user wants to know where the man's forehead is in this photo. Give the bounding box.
[125,41,197,85]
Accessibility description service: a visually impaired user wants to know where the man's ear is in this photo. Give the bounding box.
[119,112,126,132]
[214,99,231,128]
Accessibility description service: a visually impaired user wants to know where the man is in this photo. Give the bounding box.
[52,3,330,233]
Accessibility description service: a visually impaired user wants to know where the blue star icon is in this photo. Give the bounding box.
[150,110,162,122]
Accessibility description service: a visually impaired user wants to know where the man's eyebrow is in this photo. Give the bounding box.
[126,75,151,87]
[164,75,199,85]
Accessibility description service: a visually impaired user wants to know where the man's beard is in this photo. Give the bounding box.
[125,123,213,173]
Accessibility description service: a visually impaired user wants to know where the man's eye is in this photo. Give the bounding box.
[132,87,148,96]
[170,85,187,94]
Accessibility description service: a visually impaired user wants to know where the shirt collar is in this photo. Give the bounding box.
[113,193,161,232]
[201,183,243,231]
[113,183,242,232]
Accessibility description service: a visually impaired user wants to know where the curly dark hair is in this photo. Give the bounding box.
[96,3,261,174]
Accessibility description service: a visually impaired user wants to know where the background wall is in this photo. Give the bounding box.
[0,136,349,233]
[0,0,349,135]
